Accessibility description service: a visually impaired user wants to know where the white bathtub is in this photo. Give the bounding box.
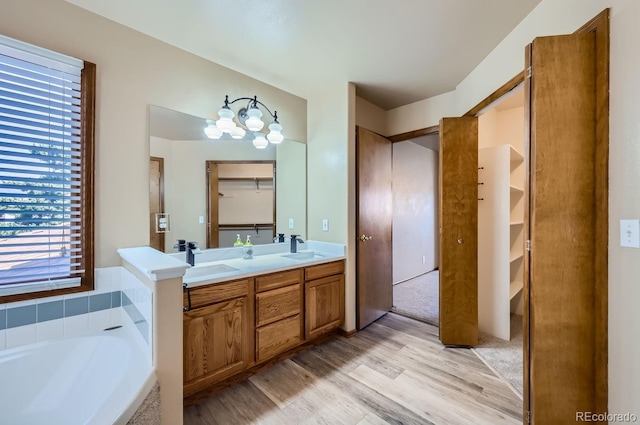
[0,325,155,425]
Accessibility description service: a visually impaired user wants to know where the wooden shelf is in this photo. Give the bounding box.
[510,280,524,300]
[218,177,273,182]
[510,185,524,194]
[510,221,524,227]
[510,252,524,263]
[510,146,524,164]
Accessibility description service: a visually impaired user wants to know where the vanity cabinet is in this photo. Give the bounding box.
[255,269,303,362]
[183,260,345,402]
[304,261,345,340]
[182,278,252,398]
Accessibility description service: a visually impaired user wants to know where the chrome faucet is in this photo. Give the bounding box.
[290,235,304,253]
[186,241,201,266]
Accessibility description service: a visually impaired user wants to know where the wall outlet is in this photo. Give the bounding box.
[422,255,426,264]
[288,218,294,229]
[199,215,204,224]
[322,219,329,232]
[620,219,640,248]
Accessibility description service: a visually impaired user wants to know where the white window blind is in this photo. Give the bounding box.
[0,36,85,293]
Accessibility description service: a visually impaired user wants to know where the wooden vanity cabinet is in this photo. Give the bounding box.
[183,260,345,402]
[182,278,253,398]
[304,261,345,340]
[254,269,303,363]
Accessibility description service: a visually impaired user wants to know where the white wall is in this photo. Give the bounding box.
[0,0,307,268]
[385,0,640,415]
[355,96,387,136]
[392,142,438,283]
[306,82,356,331]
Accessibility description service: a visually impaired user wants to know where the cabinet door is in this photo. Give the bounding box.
[305,274,345,340]
[183,296,249,396]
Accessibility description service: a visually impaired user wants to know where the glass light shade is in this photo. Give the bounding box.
[204,123,223,139]
[252,133,269,149]
[245,107,264,131]
[231,126,246,139]
[266,122,284,144]
[216,107,236,133]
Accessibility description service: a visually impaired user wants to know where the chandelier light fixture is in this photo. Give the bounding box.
[204,95,284,149]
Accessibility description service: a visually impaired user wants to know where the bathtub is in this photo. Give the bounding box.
[0,325,155,425]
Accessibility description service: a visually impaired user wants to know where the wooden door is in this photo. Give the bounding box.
[438,117,478,346]
[525,33,601,424]
[206,161,219,248]
[149,157,165,252]
[356,126,392,329]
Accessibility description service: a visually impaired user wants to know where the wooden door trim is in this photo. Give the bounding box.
[150,156,165,252]
[388,125,439,142]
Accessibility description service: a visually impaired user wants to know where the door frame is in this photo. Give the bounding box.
[388,8,609,420]
[149,156,165,252]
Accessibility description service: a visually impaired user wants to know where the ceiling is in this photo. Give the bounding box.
[66,0,541,110]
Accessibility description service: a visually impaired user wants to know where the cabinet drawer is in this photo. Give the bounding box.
[255,269,302,293]
[256,284,301,327]
[305,260,345,281]
[184,278,250,310]
[256,314,301,362]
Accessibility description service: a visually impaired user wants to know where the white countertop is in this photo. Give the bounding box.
[178,241,345,287]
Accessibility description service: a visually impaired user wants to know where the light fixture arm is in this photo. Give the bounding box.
[226,95,278,121]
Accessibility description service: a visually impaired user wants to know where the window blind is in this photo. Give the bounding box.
[0,36,85,293]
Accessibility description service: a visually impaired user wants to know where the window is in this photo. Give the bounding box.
[0,35,95,302]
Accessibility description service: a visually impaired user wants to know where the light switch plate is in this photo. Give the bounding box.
[620,219,640,248]
[288,218,294,229]
[322,219,329,232]
[199,216,204,224]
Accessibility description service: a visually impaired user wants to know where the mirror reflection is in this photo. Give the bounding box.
[149,105,306,253]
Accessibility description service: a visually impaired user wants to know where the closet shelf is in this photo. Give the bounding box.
[218,177,273,182]
[510,185,524,194]
[510,146,524,164]
[510,221,524,226]
[510,252,524,263]
[510,280,524,300]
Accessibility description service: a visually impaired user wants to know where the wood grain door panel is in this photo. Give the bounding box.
[207,162,220,248]
[356,127,393,330]
[305,274,345,339]
[149,157,165,252]
[526,33,597,424]
[183,297,248,396]
[438,117,478,347]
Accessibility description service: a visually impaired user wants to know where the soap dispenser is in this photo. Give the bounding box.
[233,234,243,248]
[243,235,254,259]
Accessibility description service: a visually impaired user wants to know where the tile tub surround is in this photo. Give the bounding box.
[0,266,153,352]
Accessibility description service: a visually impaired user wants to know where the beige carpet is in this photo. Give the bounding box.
[392,270,439,325]
[475,314,524,396]
[392,271,523,396]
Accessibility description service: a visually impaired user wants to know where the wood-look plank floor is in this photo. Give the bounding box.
[184,313,522,425]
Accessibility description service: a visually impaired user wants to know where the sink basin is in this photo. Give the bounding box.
[281,251,325,261]
[185,263,238,279]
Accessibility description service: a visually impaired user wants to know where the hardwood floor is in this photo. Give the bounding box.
[184,313,522,425]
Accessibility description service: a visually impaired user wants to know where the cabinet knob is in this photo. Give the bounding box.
[359,234,373,242]
[457,238,464,244]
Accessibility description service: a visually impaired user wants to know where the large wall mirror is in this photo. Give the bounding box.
[149,105,306,253]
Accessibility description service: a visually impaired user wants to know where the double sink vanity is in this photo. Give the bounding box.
[177,241,346,403]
